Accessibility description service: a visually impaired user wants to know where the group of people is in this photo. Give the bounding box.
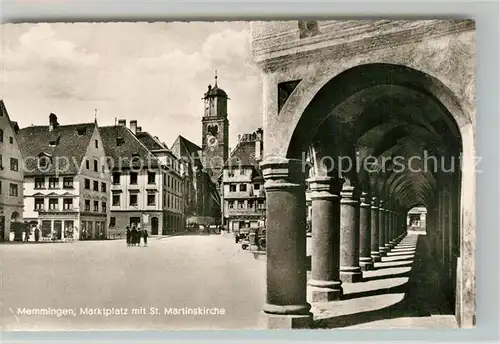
[126,225,148,247]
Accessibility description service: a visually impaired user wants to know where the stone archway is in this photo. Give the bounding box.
[253,20,475,329]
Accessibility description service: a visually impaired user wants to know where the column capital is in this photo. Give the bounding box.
[378,199,385,210]
[306,176,342,201]
[371,196,379,210]
[360,191,371,208]
[261,157,305,191]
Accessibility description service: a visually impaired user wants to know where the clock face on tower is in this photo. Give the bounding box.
[206,135,218,150]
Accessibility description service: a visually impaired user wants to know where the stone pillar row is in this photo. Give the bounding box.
[259,158,409,328]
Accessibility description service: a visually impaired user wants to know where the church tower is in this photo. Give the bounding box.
[201,72,229,183]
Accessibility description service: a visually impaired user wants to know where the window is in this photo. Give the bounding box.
[254,184,261,190]
[229,201,234,209]
[116,137,124,146]
[63,198,73,210]
[148,172,156,184]
[229,184,237,192]
[94,159,98,172]
[48,198,58,210]
[38,156,50,169]
[0,129,3,142]
[9,136,13,144]
[0,181,2,194]
[257,200,265,210]
[167,175,171,188]
[10,158,18,171]
[84,179,90,189]
[130,194,138,206]
[49,177,59,189]
[238,201,245,209]
[112,194,120,206]
[35,178,45,189]
[163,173,166,186]
[239,168,244,175]
[101,182,106,193]
[93,180,99,191]
[95,139,99,149]
[34,198,44,210]
[130,172,138,185]
[0,154,2,169]
[9,183,18,197]
[102,201,107,212]
[248,200,254,209]
[113,173,120,184]
[93,201,99,212]
[109,217,116,228]
[240,184,247,192]
[86,160,90,169]
[63,177,73,189]
[85,200,90,211]
[147,193,156,206]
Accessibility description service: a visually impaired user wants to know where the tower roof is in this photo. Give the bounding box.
[203,71,228,99]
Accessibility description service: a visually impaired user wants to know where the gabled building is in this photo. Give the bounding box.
[100,120,184,237]
[17,114,110,240]
[135,123,185,234]
[0,100,24,241]
[220,128,265,233]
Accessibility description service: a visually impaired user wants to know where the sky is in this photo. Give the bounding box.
[1,22,262,150]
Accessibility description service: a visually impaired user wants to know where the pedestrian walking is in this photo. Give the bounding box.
[126,226,131,246]
[131,226,138,246]
[34,227,40,242]
[143,229,148,247]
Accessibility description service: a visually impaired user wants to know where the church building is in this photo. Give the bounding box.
[170,74,228,226]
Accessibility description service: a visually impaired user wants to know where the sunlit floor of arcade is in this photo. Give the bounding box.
[1,232,456,330]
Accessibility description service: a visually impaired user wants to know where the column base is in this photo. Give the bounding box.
[339,268,363,283]
[379,247,389,257]
[308,279,343,301]
[309,286,342,302]
[371,251,382,262]
[263,312,313,329]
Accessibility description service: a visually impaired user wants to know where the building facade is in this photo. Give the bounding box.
[0,100,24,241]
[221,128,265,233]
[18,114,110,240]
[136,125,185,234]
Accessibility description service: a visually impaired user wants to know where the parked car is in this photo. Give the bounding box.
[235,227,250,244]
[241,227,266,251]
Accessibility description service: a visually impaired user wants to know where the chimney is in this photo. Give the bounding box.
[117,119,126,126]
[255,139,262,161]
[49,113,59,132]
[137,126,142,132]
[130,120,138,135]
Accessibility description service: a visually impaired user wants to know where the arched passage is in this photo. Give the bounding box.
[260,63,474,328]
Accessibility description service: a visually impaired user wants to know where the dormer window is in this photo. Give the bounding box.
[116,137,125,146]
[77,127,86,136]
[37,153,52,170]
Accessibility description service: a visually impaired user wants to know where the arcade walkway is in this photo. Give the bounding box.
[311,232,457,328]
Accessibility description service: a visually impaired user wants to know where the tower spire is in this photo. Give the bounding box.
[94,109,98,123]
[214,70,218,87]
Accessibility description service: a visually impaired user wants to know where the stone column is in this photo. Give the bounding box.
[307,176,343,301]
[339,184,362,283]
[358,192,373,271]
[370,196,381,262]
[378,200,388,256]
[260,157,311,328]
